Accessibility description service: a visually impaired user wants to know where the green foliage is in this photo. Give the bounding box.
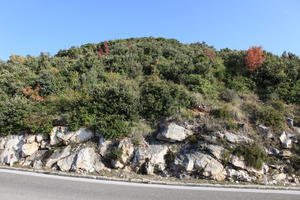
[0,37,299,139]
[257,106,284,130]
[108,148,123,161]
[140,80,196,121]
[233,145,267,170]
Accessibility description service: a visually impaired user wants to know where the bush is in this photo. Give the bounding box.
[257,106,284,130]
[108,149,123,161]
[233,145,267,170]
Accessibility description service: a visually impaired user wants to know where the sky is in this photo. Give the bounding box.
[0,0,299,60]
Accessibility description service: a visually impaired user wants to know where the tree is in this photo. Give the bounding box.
[245,46,265,71]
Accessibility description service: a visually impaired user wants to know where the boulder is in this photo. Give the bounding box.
[112,138,134,169]
[133,144,168,175]
[75,147,100,173]
[50,127,94,145]
[204,144,224,160]
[57,153,77,172]
[22,142,39,157]
[230,155,247,169]
[294,127,300,134]
[265,147,280,155]
[69,128,94,144]
[224,132,253,144]
[226,168,253,182]
[287,118,294,128]
[21,150,49,168]
[174,151,226,181]
[257,125,273,138]
[45,146,71,168]
[272,173,287,182]
[157,123,193,142]
[26,135,36,143]
[50,126,69,145]
[279,132,293,149]
[36,133,49,143]
[0,135,24,166]
[98,135,112,157]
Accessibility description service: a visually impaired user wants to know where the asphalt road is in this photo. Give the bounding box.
[0,169,299,200]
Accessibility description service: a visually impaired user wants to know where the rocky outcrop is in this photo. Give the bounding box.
[174,151,226,181]
[257,125,273,138]
[279,131,297,149]
[224,132,253,144]
[0,135,24,166]
[157,123,193,142]
[133,144,169,175]
[111,138,134,169]
[50,127,94,146]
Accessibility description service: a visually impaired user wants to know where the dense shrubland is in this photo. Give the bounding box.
[0,37,299,139]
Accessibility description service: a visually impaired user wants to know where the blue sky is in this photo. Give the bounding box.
[0,0,299,60]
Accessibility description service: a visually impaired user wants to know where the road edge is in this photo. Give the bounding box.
[0,165,299,191]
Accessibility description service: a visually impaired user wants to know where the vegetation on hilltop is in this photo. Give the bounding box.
[0,37,299,138]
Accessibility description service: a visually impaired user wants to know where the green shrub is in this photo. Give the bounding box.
[108,148,123,161]
[233,145,267,170]
[257,106,284,130]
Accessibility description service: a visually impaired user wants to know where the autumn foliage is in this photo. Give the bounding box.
[22,87,44,101]
[245,46,265,71]
[97,42,110,57]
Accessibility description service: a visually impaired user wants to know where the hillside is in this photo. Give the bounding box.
[0,37,300,184]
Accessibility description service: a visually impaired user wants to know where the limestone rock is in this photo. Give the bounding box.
[0,135,24,166]
[112,138,134,169]
[257,125,273,138]
[174,151,226,181]
[26,135,36,143]
[133,144,168,175]
[69,128,94,144]
[205,144,224,160]
[224,132,253,144]
[75,147,99,172]
[50,127,94,145]
[279,132,293,149]
[50,126,69,145]
[226,168,253,182]
[98,135,112,157]
[272,173,287,182]
[46,146,71,168]
[22,142,39,157]
[21,150,49,168]
[157,123,193,142]
[36,133,49,143]
[57,153,77,172]
[230,155,247,169]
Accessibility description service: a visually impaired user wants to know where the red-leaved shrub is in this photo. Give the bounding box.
[245,46,265,71]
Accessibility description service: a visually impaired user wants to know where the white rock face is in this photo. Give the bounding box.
[50,127,94,145]
[21,150,48,168]
[133,144,169,175]
[112,138,134,169]
[279,132,293,149]
[0,135,24,166]
[46,146,71,168]
[224,132,253,144]
[226,168,253,182]
[157,123,193,142]
[75,147,99,172]
[36,133,49,143]
[272,173,287,182]
[50,126,69,145]
[57,153,77,172]
[174,152,226,181]
[230,155,247,169]
[69,128,94,144]
[22,142,39,157]
[205,144,224,160]
[98,135,112,157]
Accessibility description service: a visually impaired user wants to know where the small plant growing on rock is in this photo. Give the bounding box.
[108,149,123,161]
[233,145,266,170]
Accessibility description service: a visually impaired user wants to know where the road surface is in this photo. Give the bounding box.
[0,169,299,200]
